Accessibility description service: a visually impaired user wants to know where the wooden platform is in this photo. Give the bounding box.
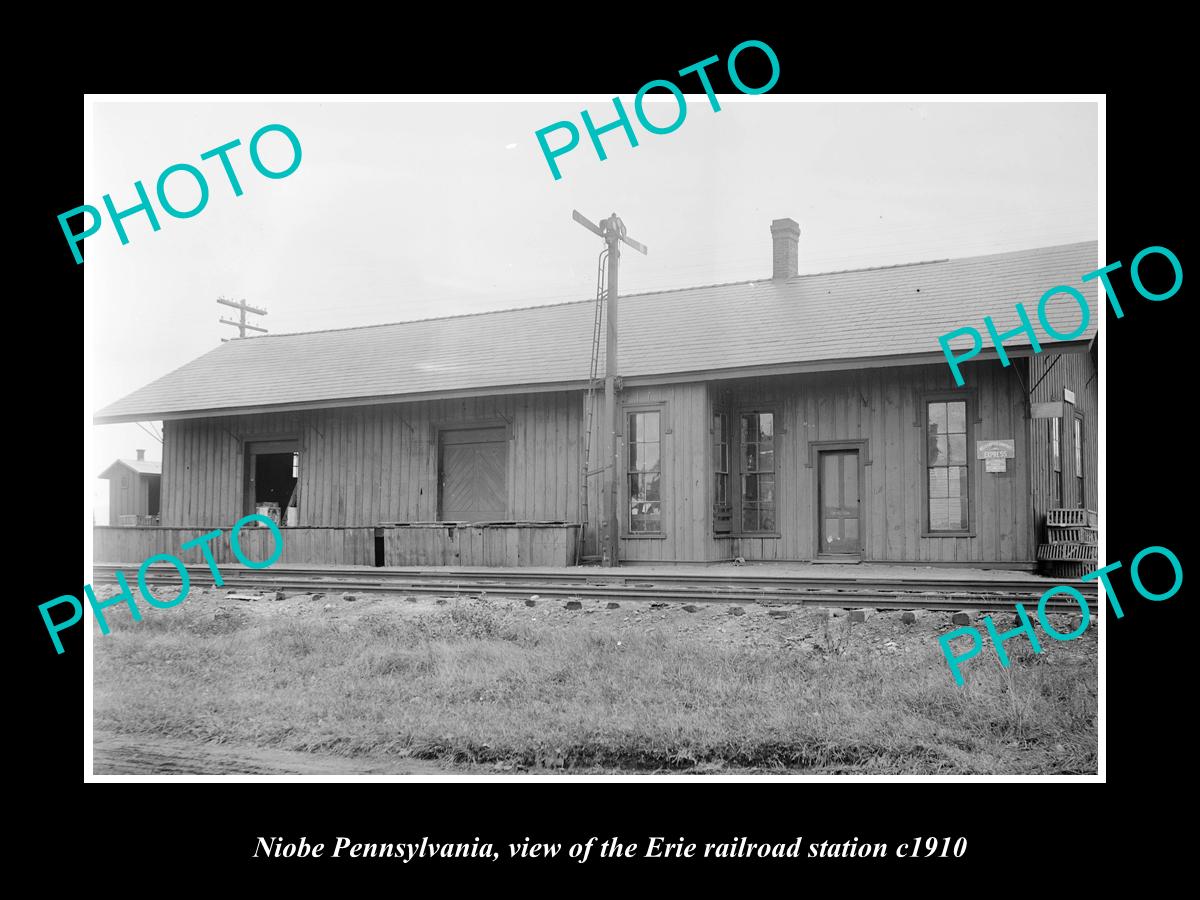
[381,523,579,567]
[94,526,377,567]
[93,523,580,569]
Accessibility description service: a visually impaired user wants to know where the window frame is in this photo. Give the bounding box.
[621,402,668,540]
[1073,411,1085,508]
[920,390,978,538]
[1049,416,1063,509]
[712,409,732,534]
[733,406,780,537]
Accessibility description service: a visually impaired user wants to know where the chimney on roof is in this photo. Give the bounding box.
[136,449,146,461]
[770,218,800,280]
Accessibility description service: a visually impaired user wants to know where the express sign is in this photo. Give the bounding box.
[976,440,1015,460]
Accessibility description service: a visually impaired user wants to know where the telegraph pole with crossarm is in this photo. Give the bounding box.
[218,296,268,341]
[571,210,648,567]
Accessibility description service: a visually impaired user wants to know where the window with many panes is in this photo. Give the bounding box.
[740,412,776,532]
[1074,414,1084,507]
[1050,417,1062,507]
[926,400,969,531]
[627,411,662,533]
[713,412,731,533]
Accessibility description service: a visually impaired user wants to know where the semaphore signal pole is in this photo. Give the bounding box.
[572,210,648,567]
[218,296,268,341]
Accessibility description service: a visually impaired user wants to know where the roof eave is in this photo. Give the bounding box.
[92,340,1093,425]
[92,378,594,424]
[621,341,1094,387]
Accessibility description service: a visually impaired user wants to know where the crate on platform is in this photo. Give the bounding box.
[1037,542,1098,561]
[1041,560,1098,580]
[1046,508,1098,527]
[1047,526,1097,544]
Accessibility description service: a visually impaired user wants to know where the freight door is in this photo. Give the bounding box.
[819,449,861,556]
[439,427,508,523]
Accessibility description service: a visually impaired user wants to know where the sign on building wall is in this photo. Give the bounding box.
[976,440,1015,460]
[977,440,1014,474]
[1031,401,1064,419]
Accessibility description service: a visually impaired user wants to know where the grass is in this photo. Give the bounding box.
[93,599,1098,774]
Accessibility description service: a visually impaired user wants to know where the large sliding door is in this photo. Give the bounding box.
[439,427,507,523]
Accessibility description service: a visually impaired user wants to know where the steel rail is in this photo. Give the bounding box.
[91,562,1095,595]
[92,565,1095,612]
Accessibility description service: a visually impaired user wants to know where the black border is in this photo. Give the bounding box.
[22,25,1187,886]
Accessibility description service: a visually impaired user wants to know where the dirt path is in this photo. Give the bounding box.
[93,731,449,776]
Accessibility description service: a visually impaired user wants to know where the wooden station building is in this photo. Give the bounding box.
[93,223,1098,570]
[98,450,161,526]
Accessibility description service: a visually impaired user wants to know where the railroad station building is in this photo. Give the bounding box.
[93,222,1099,571]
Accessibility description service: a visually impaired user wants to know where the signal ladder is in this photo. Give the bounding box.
[577,247,608,562]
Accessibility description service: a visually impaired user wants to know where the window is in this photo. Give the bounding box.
[739,412,776,532]
[627,411,662,533]
[1050,417,1062,507]
[713,411,731,533]
[1074,414,1084,507]
[926,400,969,531]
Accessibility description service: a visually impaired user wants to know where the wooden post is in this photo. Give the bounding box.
[571,208,646,567]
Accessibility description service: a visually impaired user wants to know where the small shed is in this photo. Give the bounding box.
[99,450,161,526]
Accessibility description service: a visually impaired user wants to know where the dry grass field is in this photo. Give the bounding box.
[92,587,1098,774]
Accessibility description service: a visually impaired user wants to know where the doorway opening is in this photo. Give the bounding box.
[147,475,161,518]
[245,440,300,524]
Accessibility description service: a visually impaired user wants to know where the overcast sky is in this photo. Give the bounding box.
[85,98,1098,523]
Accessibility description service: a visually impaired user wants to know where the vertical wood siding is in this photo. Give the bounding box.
[159,359,1041,566]
[382,524,578,566]
[702,362,1033,564]
[1028,349,1099,537]
[93,526,376,567]
[589,362,1032,564]
[161,392,583,529]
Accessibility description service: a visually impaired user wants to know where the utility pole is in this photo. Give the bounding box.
[603,225,621,568]
[572,211,648,567]
[217,296,268,340]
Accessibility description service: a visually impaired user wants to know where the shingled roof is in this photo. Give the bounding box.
[94,240,1098,423]
[98,458,162,478]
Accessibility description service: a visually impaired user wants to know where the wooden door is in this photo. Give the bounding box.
[440,427,507,522]
[819,450,861,556]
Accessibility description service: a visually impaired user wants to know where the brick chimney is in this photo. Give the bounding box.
[136,449,146,461]
[770,217,800,280]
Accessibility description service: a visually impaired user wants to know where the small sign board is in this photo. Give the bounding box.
[1064,388,1076,405]
[985,457,1007,473]
[1031,401,1064,419]
[976,439,1015,460]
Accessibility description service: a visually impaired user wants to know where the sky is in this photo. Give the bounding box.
[85,98,1098,524]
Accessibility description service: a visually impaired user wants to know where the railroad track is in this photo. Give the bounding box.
[91,564,1097,612]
